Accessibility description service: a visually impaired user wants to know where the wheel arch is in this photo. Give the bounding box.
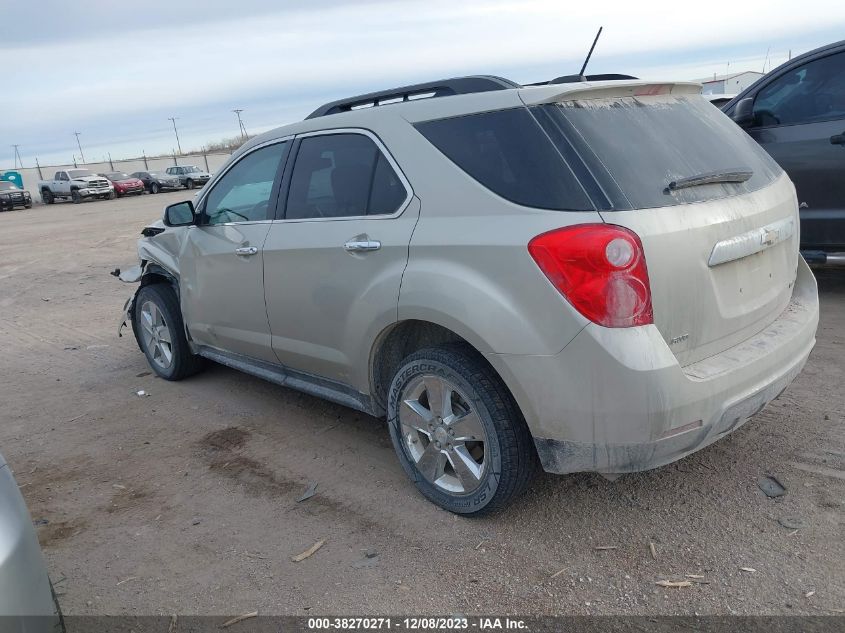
[369,319,510,415]
[140,262,179,296]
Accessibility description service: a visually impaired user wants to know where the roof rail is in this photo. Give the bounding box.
[525,73,638,87]
[305,75,520,119]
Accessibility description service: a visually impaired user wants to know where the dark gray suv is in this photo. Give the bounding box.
[724,40,845,264]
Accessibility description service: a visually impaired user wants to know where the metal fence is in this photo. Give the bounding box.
[8,151,235,200]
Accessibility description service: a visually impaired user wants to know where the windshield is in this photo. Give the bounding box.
[183,166,201,173]
[106,172,131,180]
[147,172,161,178]
[68,169,94,179]
[0,182,19,191]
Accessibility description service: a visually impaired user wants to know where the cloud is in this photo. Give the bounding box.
[2,0,843,165]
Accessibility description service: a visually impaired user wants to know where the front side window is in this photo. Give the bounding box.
[753,51,845,126]
[202,141,289,226]
[285,133,407,219]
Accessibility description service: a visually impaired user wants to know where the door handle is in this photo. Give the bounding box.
[235,246,258,256]
[831,133,845,145]
[344,239,381,253]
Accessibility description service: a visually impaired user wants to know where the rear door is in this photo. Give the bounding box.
[536,93,797,366]
[744,49,845,251]
[178,139,290,362]
[263,130,418,386]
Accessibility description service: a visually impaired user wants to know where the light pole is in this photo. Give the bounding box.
[11,145,23,169]
[233,109,248,139]
[73,132,86,164]
[168,117,183,155]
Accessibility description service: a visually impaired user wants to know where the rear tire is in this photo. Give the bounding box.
[132,284,203,381]
[387,344,538,515]
[42,190,54,204]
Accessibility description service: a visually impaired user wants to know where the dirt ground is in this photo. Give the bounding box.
[0,194,842,617]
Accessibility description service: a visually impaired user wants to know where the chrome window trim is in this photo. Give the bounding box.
[274,127,414,224]
[193,135,296,224]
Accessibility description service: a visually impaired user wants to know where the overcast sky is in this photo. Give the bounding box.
[1,0,843,168]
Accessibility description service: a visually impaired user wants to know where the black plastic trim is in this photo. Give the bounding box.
[196,346,381,417]
[306,75,520,119]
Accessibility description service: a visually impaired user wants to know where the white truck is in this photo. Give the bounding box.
[38,169,114,204]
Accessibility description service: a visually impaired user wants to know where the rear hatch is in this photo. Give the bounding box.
[526,86,799,366]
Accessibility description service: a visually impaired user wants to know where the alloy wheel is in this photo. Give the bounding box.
[399,375,488,494]
[139,300,174,370]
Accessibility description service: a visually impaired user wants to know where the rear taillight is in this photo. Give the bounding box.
[528,224,653,328]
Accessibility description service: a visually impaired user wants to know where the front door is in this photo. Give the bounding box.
[179,139,291,362]
[747,49,845,250]
[263,131,418,388]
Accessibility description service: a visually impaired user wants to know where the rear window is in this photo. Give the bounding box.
[538,95,782,209]
[414,108,593,211]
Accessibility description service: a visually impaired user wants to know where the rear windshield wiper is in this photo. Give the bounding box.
[667,169,753,192]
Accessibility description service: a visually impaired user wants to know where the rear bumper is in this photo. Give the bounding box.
[488,257,819,474]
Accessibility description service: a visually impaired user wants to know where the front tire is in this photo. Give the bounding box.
[132,284,203,380]
[185,179,194,190]
[150,182,160,194]
[71,190,81,204]
[387,345,538,515]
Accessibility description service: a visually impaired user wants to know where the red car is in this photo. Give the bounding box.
[101,172,145,197]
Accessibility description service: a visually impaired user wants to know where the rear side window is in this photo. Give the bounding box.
[285,133,407,219]
[539,96,782,209]
[415,109,593,211]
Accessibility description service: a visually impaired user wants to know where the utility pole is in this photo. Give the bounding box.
[168,117,183,155]
[232,109,248,140]
[73,132,86,164]
[11,145,23,169]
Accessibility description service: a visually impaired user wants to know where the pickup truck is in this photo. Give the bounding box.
[39,169,114,204]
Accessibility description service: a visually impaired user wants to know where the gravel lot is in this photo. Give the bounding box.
[0,194,842,616]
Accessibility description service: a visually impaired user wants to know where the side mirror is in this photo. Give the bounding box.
[163,200,196,227]
[731,97,755,128]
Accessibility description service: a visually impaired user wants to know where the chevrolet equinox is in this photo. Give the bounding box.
[117,75,819,514]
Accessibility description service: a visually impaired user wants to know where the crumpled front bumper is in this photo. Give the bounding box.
[116,265,142,337]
